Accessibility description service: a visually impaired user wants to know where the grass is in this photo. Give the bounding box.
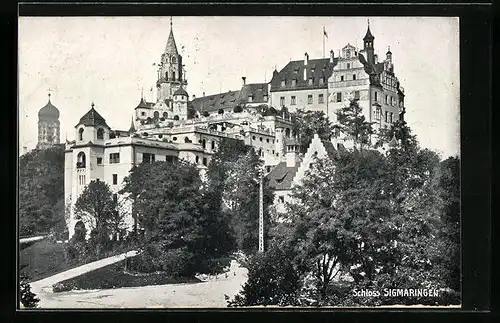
[19,240,74,282]
[52,260,201,293]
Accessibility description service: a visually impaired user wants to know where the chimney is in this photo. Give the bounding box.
[304,52,309,65]
[242,76,246,87]
[330,50,334,63]
[286,145,300,168]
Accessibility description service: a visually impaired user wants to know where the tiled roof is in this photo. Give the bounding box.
[267,161,301,190]
[363,26,374,41]
[173,87,188,97]
[189,82,268,113]
[270,58,337,92]
[165,27,178,56]
[135,98,151,109]
[77,107,109,128]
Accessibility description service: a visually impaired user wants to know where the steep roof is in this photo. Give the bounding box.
[38,95,60,120]
[363,25,374,41]
[165,24,178,56]
[173,87,188,97]
[189,82,268,113]
[135,97,152,110]
[76,105,109,128]
[267,161,301,190]
[270,57,337,92]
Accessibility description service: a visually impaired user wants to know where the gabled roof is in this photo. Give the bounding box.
[267,161,301,190]
[76,106,109,128]
[240,83,268,103]
[173,87,188,97]
[270,57,337,92]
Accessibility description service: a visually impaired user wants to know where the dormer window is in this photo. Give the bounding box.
[291,79,297,86]
[281,80,286,87]
[248,95,253,103]
[308,78,313,86]
[263,94,268,101]
[319,77,324,85]
[97,128,104,140]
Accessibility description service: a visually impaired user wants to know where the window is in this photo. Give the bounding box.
[202,157,208,166]
[340,75,344,81]
[272,150,275,155]
[308,78,313,86]
[113,194,118,203]
[195,156,199,164]
[166,155,177,163]
[266,166,271,173]
[112,174,118,185]
[347,63,351,69]
[291,79,297,86]
[78,128,84,140]
[336,92,342,102]
[163,112,168,118]
[172,71,176,81]
[142,153,155,163]
[278,196,285,203]
[97,157,102,165]
[318,94,324,104]
[291,96,296,105]
[154,111,160,119]
[78,175,85,186]
[389,112,394,123]
[109,153,120,164]
[353,74,356,80]
[141,112,146,116]
[248,95,253,103]
[307,94,313,104]
[385,95,389,104]
[375,108,381,120]
[319,77,324,85]
[385,111,389,122]
[260,137,263,142]
[97,128,104,139]
[211,141,215,150]
[266,138,270,143]
[263,95,268,101]
[354,90,360,100]
[374,91,378,102]
[252,136,256,140]
[280,96,285,106]
[281,80,286,87]
[77,152,86,168]
[201,139,206,149]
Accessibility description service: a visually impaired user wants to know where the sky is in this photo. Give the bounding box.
[18,16,460,158]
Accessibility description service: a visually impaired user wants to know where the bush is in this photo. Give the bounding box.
[202,111,210,117]
[233,105,243,113]
[19,273,40,308]
[228,247,300,307]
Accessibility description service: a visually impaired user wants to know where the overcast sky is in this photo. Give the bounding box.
[18,16,460,158]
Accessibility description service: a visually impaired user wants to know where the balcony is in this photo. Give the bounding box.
[76,162,86,169]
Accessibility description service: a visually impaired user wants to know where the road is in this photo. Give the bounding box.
[29,251,247,308]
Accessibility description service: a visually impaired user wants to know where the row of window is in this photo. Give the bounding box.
[194,155,208,166]
[78,128,105,141]
[251,136,275,144]
[335,73,357,82]
[280,77,325,88]
[332,91,361,103]
[373,91,399,107]
[248,95,268,103]
[279,93,325,106]
[374,109,395,123]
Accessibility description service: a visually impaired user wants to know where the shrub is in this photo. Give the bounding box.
[19,274,40,308]
[202,111,210,117]
[233,105,243,113]
[52,281,77,293]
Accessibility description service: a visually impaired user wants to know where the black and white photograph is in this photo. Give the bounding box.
[18,15,461,309]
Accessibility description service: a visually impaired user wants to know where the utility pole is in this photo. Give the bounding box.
[258,172,264,253]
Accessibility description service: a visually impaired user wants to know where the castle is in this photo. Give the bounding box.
[60,19,406,238]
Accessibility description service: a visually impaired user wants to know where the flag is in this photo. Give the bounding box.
[323,27,328,38]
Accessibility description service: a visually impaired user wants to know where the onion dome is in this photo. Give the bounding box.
[38,94,60,120]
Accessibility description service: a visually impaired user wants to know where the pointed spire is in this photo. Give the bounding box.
[165,16,178,56]
[387,45,392,55]
[48,92,51,102]
[129,116,136,133]
[363,18,374,41]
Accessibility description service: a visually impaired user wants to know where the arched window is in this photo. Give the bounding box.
[77,151,86,168]
[285,128,291,138]
[97,128,104,140]
[154,111,160,119]
[172,71,176,81]
[173,115,179,121]
[165,72,168,80]
[201,139,206,149]
[218,108,224,115]
[163,112,168,119]
[78,128,84,141]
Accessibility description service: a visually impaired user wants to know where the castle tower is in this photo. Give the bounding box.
[37,93,60,149]
[156,17,187,104]
[363,19,375,65]
[172,86,189,120]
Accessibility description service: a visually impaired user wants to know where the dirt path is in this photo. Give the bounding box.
[32,259,247,308]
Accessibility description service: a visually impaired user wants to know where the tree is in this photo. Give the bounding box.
[335,99,375,150]
[19,272,40,308]
[291,109,335,153]
[73,180,120,256]
[121,160,232,276]
[19,145,65,236]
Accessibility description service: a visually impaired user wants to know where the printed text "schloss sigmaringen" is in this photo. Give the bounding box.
[353,289,440,297]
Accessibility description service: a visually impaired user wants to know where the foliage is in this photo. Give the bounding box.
[187,107,197,119]
[291,109,335,154]
[74,180,123,257]
[228,246,301,307]
[19,275,40,308]
[19,145,65,236]
[233,105,243,113]
[202,111,210,117]
[121,160,232,276]
[335,99,375,150]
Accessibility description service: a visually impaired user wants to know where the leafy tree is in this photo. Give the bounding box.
[121,160,231,276]
[19,145,65,236]
[228,245,300,306]
[73,180,120,256]
[335,99,375,150]
[291,109,335,153]
[19,272,40,308]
